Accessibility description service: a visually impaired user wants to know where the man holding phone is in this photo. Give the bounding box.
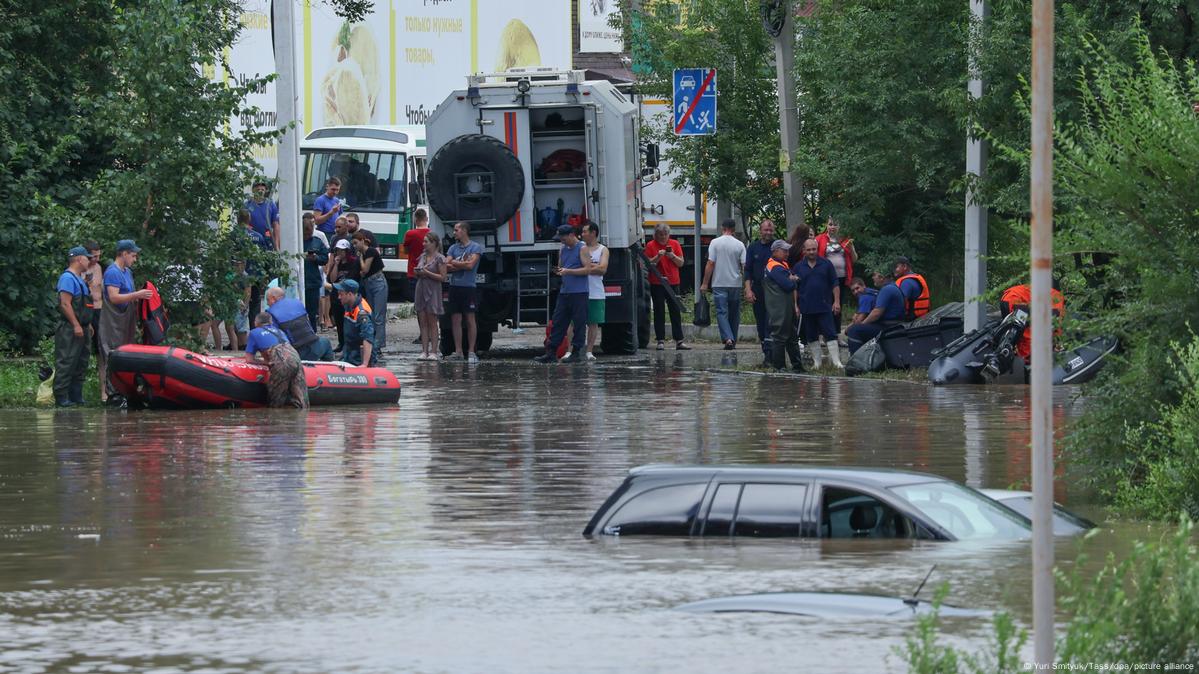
[535,225,590,364]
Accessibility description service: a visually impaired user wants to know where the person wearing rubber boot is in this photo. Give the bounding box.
[794,238,843,369]
[99,239,152,404]
[333,279,376,367]
[265,287,334,361]
[53,247,95,407]
[743,219,776,365]
[763,240,804,372]
[535,225,591,364]
[245,312,309,409]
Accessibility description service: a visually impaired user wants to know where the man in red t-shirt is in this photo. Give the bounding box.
[402,208,431,306]
[644,223,690,350]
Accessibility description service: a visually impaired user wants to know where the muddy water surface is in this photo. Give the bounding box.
[0,354,1141,673]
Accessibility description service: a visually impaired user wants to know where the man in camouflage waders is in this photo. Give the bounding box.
[245,312,309,408]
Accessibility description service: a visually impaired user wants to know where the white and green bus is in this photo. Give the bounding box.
[301,125,428,288]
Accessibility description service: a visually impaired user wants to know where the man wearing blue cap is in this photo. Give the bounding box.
[535,224,590,364]
[333,279,376,367]
[53,247,95,406]
[99,239,151,401]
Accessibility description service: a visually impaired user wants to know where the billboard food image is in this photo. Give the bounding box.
[321,23,381,126]
[495,19,541,71]
[477,4,570,77]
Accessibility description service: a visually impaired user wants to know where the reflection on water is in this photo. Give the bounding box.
[0,357,1132,672]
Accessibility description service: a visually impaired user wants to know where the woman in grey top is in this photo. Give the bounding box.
[413,232,448,360]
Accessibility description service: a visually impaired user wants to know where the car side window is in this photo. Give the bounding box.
[732,483,807,538]
[604,483,707,536]
[821,487,915,539]
[702,483,742,536]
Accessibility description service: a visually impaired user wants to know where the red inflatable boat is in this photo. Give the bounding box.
[107,344,400,408]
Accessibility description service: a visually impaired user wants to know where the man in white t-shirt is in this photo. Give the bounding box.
[700,218,748,349]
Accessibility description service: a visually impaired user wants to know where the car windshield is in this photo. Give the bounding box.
[302,150,406,212]
[993,496,1094,535]
[889,482,1031,541]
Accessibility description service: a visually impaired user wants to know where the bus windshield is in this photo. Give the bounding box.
[302,150,407,213]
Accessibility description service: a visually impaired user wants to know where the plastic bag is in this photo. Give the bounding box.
[693,293,712,327]
[36,370,55,405]
[845,337,886,376]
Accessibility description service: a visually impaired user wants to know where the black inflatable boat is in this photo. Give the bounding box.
[928,318,1117,385]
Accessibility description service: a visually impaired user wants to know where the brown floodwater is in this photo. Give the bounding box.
[0,352,1149,673]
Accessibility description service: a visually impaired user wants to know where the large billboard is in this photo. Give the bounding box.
[220,0,573,177]
[578,0,622,53]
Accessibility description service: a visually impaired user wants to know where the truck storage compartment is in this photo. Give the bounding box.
[530,107,588,240]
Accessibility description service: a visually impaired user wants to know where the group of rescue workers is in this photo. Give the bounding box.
[50,207,1058,407]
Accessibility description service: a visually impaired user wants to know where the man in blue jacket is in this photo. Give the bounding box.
[743,219,775,362]
[265,287,334,361]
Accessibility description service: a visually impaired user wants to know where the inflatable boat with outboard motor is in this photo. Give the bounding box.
[107,344,400,408]
[928,316,1116,386]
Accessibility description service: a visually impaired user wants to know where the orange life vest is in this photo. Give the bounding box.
[1001,284,1065,360]
[345,297,373,321]
[765,258,788,273]
[895,273,930,319]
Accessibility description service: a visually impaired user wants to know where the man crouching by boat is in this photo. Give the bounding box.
[264,287,334,361]
[330,279,376,367]
[246,312,309,408]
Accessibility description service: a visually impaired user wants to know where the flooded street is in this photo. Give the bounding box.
[0,354,1139,673]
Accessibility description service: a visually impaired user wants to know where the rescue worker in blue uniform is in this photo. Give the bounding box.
[54,246,95,407]
[332,279,376,367]
[245,312,308,408]
[264,286,334,361]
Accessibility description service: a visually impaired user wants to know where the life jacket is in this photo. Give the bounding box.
[269,299,318,349]
[139,281,170,345]
[895,273,930,320]
[345,297,372,322]
[765,258,788,273]
[1001,284,1065,360]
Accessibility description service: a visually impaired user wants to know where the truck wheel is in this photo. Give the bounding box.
[600,322,636,355]
[427,134,525,229]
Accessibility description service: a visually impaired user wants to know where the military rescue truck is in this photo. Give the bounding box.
[424,69,656,354]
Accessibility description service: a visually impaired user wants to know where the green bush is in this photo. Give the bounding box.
[901,519,1199,670]
[1113,332,1199,519]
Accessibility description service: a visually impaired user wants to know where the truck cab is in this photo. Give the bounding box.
[424,69,652,354]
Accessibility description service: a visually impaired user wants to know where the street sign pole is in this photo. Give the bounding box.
[1030,0,1055,665]
[673,68,717,303]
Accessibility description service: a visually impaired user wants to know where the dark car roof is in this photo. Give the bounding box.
[627,465,949,488]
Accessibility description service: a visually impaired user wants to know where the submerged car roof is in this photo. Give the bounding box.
[627,465,948,488]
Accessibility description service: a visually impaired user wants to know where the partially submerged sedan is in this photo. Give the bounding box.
[583,466,1037,541]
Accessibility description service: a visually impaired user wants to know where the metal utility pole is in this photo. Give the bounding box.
[1029,0,1055,665]
[764,0,804,233]
[693,189,702,298]
[964,0,989,332]
[273,0,303,293]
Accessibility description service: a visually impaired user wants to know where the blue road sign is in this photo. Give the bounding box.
[673,68,717,136]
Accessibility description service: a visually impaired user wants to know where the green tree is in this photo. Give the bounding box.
[622,0,784,235]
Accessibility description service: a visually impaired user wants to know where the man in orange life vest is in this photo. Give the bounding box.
[846,256,929,354]
[893,256,930,321]
[1000,282,1065,365]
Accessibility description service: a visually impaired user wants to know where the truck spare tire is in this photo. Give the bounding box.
[427,134,525,229]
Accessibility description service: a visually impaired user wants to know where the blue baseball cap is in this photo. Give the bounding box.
[553,224,577,240]
[67,246,89,258]
[115,239,141,253]
[333,279,360,294]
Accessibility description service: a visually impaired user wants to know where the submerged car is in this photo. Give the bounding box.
[674,592,991,619]
[979,489,1097,535]
[583,465,1043,542]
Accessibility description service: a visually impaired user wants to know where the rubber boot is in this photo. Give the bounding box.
[770,340,786,371]
[69,381,85,405]
[786,340,805,373]
[827,341,843,369]
[808,341,823,369]
[761,338,772,367]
